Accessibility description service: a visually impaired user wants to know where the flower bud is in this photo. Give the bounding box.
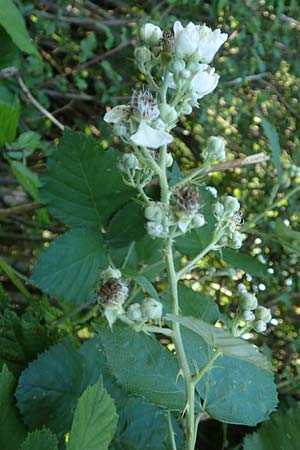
[223,196,240,215]
[165,152,174,168]
[240,292,258,310]
[191,213,205,228]
[171,59,186,74]
[134,46,152,64]
[141,298,163,322]
[146,221,164,238]
[255,306,272,323]
[242,310,255,322]
[144,203,164,222]
[203,136,226,163]
[228,230,244,249]
[140,23,162,45]
[127,303,143,321]
[118,153,141,173]
[181,69,191,79]
[213,202,224,218]
[180,101,193,115]
[254,319,267,333]
[159,103,178,124]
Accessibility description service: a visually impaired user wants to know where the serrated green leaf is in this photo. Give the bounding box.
[67,378,118,450]
[0,0,37,55]
[80,338,184,450]
[95,322,188,411]
[0,309,52,376]
[222,249,268,277]
[106,201,145,248]
[162,284,220,324]
[16,340,84,436]
[261,117,283,185]
[243,406,300,449]
[41,128,134,228]
[167,314,273,372]
[31,228,107,303]
[20,429,58,450]
[0,99,20,146]
[0,365,26,450]
[111,397,183,450]
[180,328,278,425]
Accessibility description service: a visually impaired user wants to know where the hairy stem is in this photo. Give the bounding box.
[165,239,195,450]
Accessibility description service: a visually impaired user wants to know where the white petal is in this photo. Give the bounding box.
[131,121,173,149]
[192,66,219,99]
[173,21,183,37]
[104,105,130,123]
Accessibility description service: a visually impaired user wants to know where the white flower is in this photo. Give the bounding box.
[131,89,160,121]
[196,25,228,63]
[104,105,131,123]
[191,64,219,100]
[140,23,162,45]
[131,120,173,149]
[173,21,200,58]
[173,21,227,63]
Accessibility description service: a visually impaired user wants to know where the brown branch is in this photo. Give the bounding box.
[185,152,270,177]
[0,202,43,217]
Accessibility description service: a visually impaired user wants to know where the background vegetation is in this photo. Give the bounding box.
[0,1,300,449]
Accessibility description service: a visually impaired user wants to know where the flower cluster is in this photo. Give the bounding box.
[144,185,205,238]
[104,20,227,152]
[233,291,272,335]
[213,195,245,249]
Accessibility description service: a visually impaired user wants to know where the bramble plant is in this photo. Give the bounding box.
[25,19,278,450]
[3,14,281,450]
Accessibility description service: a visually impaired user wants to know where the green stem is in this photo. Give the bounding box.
[192,350,222,386]
[165,238,195,450]
[0,256,36,302]
[166,411,178,450]
[160,71,170,104]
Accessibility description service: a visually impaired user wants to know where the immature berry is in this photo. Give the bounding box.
[127,303,143,321]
